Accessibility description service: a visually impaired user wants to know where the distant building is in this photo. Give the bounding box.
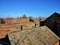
[0,18,5,24]
[40,12,60,37]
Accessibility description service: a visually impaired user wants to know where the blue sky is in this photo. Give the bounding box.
[0,0,60,18]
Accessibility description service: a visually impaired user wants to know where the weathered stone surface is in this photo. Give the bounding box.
[8,26,59,45]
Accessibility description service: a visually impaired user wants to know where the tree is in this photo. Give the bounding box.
[22,14,27,18]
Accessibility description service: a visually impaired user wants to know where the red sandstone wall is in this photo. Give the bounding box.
[54,41,59,45]
[0,17,40,38]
